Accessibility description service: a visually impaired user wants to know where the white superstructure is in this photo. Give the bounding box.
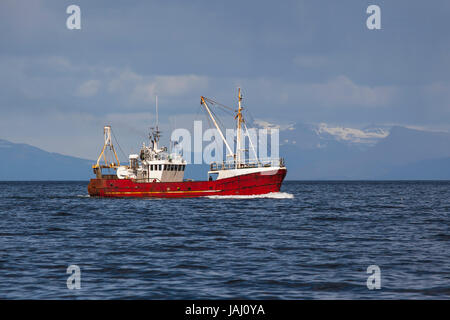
[116,129,187,182]
[115,97,187,183]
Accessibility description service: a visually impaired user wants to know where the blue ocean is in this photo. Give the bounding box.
[0,181,449,299]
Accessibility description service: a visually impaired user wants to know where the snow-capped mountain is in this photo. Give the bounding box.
[254,119,390,148]
[314,123,389,146]
[253,120,450,179]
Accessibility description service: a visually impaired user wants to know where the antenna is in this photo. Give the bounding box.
[155,95,159,130]
[149,95,161,147]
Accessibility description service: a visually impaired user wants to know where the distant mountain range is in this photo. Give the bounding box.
[276,123,450,180]
[0,139,92,180]
[1,123,450,180]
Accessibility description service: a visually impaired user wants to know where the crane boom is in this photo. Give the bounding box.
[200,96,235,158]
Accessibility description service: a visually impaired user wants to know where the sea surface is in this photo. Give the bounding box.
[0,181,449,299]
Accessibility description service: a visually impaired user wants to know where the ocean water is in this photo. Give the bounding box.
[0,181,449,299]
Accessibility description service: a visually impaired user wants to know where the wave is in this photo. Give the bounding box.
[206,192,294,199]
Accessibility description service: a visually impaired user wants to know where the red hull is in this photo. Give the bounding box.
[88,168,287,198]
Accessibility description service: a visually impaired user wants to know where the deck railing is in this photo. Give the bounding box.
[133,177,162,183]
[209,157,285,171]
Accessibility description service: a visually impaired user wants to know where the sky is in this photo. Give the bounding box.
[1,0,449,159]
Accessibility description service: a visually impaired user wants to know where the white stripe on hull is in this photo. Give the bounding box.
[213,167,282,180]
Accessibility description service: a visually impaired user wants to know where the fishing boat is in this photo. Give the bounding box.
[87,89,287,198]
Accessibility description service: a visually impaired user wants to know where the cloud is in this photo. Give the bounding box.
[76,80,101,97]
[131,75,209,103]
[231,75,398,109]
[293,76,397,108]
[0,55,210,113]
[107,69,143,93]
[105,69,209,105]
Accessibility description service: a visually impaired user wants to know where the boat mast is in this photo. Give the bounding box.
[200,96,235,158]
[236,88,243,168]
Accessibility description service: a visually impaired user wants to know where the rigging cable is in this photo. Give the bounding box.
[111,128,127,163]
